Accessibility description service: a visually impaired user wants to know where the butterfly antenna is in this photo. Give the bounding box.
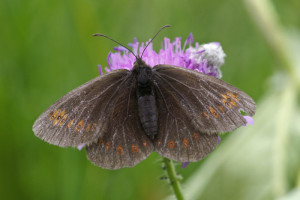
[140,24,171,58]
[93,33,138,59]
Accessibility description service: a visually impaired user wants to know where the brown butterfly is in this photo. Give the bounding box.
[33,26,256,169]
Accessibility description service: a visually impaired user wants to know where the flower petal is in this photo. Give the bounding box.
[77,144,85,151]
[98,64,102,75]
[243,116,254,126]
[181,162,190,169]
[218,136,221,144]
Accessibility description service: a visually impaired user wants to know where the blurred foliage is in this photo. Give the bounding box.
[0,0,299,200]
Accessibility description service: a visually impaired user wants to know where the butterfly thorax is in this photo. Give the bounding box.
[133,58,158,140]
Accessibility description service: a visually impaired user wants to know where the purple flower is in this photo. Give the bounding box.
[101,33,226,79]
[218,136,221,144]
[181,162,190,169]
[243,116,254,126]
[77,144,85,150]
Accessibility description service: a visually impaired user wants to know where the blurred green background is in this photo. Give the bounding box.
[1,0,300,200]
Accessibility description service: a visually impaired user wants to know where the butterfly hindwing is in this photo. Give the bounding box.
[153,75,219,162]
[153,65,256,134]
[86,78,154,169]
[33,69,131,147]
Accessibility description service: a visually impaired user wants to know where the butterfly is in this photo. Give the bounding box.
[33,27,256,170]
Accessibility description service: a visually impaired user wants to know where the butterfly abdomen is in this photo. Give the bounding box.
[135,64,158,139]
[137,95,158,139]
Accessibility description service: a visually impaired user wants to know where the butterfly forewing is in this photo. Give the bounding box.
[86,78,154,169]
[33,69,130,147]
[153,65,256,134]
[153,82,219,162]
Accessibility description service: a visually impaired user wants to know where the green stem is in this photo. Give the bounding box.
[163,157,185,200]
[297,169,300,188]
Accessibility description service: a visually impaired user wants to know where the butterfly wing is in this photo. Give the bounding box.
[33,69,132,147]
[152,65,255,162]
[154,84,219,162]
[86,78,154,169]
[153,65,256,134]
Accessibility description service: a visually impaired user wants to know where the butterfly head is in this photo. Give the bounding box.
[133,57,152,84]
[133,57,148,69]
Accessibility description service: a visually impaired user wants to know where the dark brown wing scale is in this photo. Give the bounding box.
[152,64,255,161]
[86,78,153,169]
[153,65,256,134]
[33,69,131,147]
[153,80,219,162]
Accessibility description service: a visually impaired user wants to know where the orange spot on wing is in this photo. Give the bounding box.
[168,141,175,149]
[228,98,237,106]
[105,142,111,150]
[117,145,123,155]
[99,139,104,145]
[208,106,219,118]
[226,91,239,101]
[67,119,74,129]
[222,98,232,109]
[193,133,199,141]
[218,105,225,112]
[58,113,68,127]
[221,93,237,107]
[75,120,84,132]
[50,109,60,121]
[53,110,66,126]
[131,144,139,153]
[226,102,233,108]
[143,141,148,147]
[221,94,229,99]
[182,138,189,148]
[85,123,91,132]
[203,111,210,119]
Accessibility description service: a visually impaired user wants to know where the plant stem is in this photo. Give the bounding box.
[163,157,185,200]
[297,169,300,188]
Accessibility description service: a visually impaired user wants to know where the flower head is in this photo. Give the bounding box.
[99,33,226,79]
